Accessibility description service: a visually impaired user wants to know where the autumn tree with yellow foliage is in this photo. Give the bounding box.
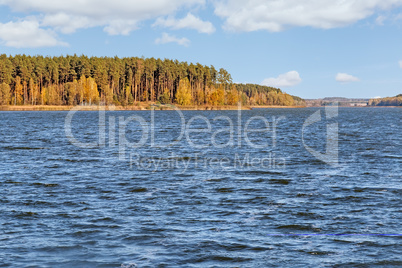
[207,86,225,106]
[226,85,239,105]
[80,75,99,105]
[14,76,23,105]
[175,78,193,105]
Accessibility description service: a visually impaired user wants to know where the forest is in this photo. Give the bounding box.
[368,94,402,106]
[0,54,304,107]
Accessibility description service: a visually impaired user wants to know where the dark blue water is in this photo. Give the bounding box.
[0,108,401,267]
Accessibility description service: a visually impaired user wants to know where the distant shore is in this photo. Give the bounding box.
[250,105,306,109]
[0,104,307,111]
[2,105,400,111]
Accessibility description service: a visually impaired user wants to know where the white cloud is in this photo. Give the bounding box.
[42,13,139,35]
[0,0,205,35]
[153,13,215,34]
[0,19,67,47]
[399,60,402,68]
[155,32,190,46]
[214,0,402,32]
[103,20,138,36]
[261,71,302,88]
[41,13,97,34]
[336,73,360,82]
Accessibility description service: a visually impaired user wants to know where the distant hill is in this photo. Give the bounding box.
[368,95,402,106]
[306,97,369,107]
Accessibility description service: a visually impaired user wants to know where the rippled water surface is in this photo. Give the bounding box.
[0,108,401,267]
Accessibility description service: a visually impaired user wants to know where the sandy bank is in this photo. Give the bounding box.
[0,104,307,111]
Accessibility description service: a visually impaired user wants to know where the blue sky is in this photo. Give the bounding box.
[0,0,402,99]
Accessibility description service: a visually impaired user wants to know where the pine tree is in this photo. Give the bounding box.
[0,83,11,105]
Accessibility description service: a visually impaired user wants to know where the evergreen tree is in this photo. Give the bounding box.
[0,83,11,105]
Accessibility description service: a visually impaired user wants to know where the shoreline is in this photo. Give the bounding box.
[306,106,401,108]
[1,105,400,111]
[0,104,306,111]
[250,105,306,109]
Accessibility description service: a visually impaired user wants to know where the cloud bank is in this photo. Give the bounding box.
[261,71,302,88]
[214,0,402,32]
[1,0,205,35]
[1,0,402,47]
[0,0,206,47]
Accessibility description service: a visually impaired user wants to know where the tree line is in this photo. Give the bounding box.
[0,54,304,106]
[368,94,402,106]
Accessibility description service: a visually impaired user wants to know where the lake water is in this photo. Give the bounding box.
[0,107,401,267]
